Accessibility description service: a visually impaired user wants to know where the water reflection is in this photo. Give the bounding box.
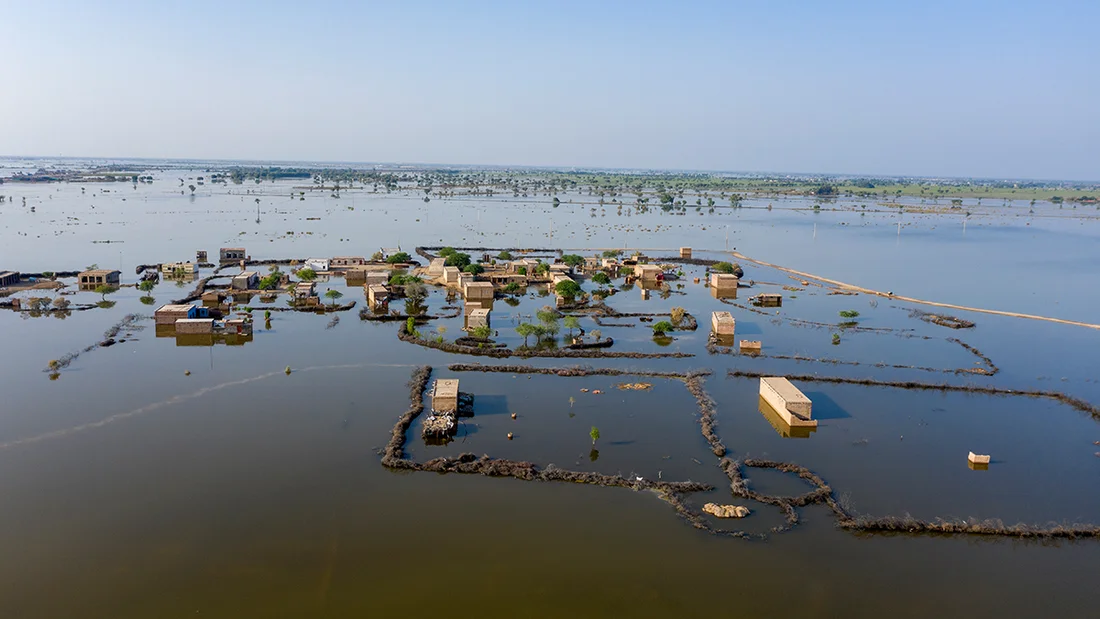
[758,396,817,439]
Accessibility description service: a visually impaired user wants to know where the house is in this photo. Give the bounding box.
[510,258,540,275]
[634,264,662,281]
[367,284,389,309]
[0,271,19,287]
[442,266,460,284]
[431,379,459,413]
[331,256,368,268]
[709,273,740,291]
[601,258,618,269]
[219,247,246,262]
[380,247,402,260]
[428,257,447,276]
[759,377,815,428]
[751,293,783,307]
[463,281,494,302]
[161,262,195,275]
[711,311,736,336]
[304,258,330,272]
[467,308,490,328]
[456,272,473,289]
[680,247,692,259]
[175,318,216,334]
[548,263,570,275]
[196,250,208,263]
[364,271,388,287]
[155,303,205,325]
[79,269,121,286]
[231,271,260,290]
[294,281,316,298]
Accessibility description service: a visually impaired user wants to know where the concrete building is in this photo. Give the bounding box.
[305,258,330,272]
[79,269,121,287]
[294,281,316,298]
[601,258,619,269]
[752,293,783,307]
[364,271,388,287]
[759,377,815,427]
[467,308,490,328]
[161,262,195,275]
[709,273,740,291]
[511,258,540,274]
[680,247,692,259]
[463,281,494,302]
[711,311,736,336]
[219,248,245,262]
[154,304,209,325]
[331,256,367,268]
[175,318,216,334]
[428,257,447,276]
[634,264,662,281]
[456,272,473,289]
[367,284,389,309]
[0,271,19,287]
[232,271,260,290]
[758,397,816,439]
[431,379,460,413]
[548,263,570,275]
[196,250,208,263]
[740,340,762,353]
[443,266,460,284]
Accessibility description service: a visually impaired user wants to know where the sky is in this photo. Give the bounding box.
[1,0,1097,180]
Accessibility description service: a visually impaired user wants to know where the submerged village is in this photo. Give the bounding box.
[3,205,1099,541]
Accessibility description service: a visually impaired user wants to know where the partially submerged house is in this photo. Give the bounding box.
[79,269,121,287]
[709,273,739,291]
[231,271,260,290]
[367,284,389,309]
[161,262,195,275]
[467,307,490,329]
[711,311,736,336]
[175,318,216,334]
[364,271,388,287]
[759,377,815,428]
[463,281,494,302]
[196,250,208,263]
[330,256,367,269]
[680,247,692,259]
[0,271,20,287]
[293,281,316,298]
[751,293,783,307]
[219,247,246,262]
[154,303,212,325]
[431,379,460,413]
[634,264,662,282]
[442,266,460,284]
[304,258,330,272]
[428,257,447,277]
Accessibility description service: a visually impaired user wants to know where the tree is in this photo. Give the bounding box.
[404,281,428,305]
[590,426,600,446]
[138,280,156,294]
[371,251,385,261]
[713,262,735,274]
[52,297,71,310]
[444,252,471,269]
[296,268,317,281]
[535,261,550,275]
[464,263,484,275]
[497,250,513,260]
[471,324,492,340]
[601,250,621,259]
[503,282,522,294]
[516,322,538,346]
[591,272,610,285]
[94,284,117,301]
[563,315,580,337]
[516,266,527,276]
[387,252,412,264]
[324,289,344,307]
[439,247,456,258]
[561,254,585,270]
[555,279,581,298]
[670,306,685,325]
[651,320,674,335]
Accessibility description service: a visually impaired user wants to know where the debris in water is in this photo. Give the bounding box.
[285,366,292,375]
[968,451,991,465]
[184,370,191,376]
[703,503,750,518]
[617,382,653,391]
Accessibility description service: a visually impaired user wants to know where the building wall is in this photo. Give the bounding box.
[711,312,736,335]
[759,377,813,420]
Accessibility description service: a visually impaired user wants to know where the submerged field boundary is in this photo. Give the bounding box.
[729,251,1100,331]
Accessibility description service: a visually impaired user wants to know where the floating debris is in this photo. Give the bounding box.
[617,382,653,391]
[703,503,750,518]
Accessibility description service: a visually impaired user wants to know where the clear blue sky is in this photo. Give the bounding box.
[2,0,1097,179]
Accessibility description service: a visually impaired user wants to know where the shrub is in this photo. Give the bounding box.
[504,282,522,294]
[651,320,674,335]
[669,306,685,325]
[591,272,610,285]
[497,250,513,260]
[464,263,484,275]
[386,252,412,264]
[471,324,492,340]
[555,280,581,298]
[561,254,585,269]
[516,266,527,276]
[839,310,861,319]
[296,267,317,281]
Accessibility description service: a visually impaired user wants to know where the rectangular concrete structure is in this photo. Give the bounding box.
[442,266,460,284]
[740,340,762,352]
[709,273,740,290]
[330,256,367,268]
[463,281,494,301]
[161,262,195,274]
[175,318,216,334]
[364,271,388,287]
[304,258,330,272]
[79,269,121,286]
[155,304,197,325]
[367,284,389,308]
[431,379,460,413]
[711,311,736,336]
[759,377,815,427]
[680,247,692,259]
[0,271,20,287]
[219,248,245,262]
[634,264,662,281]
[752,293,783,307]
[428,258,447,276]
[232,271,259,290]
[467,308,490,328]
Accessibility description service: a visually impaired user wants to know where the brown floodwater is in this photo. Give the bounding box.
[1,163,1099,617]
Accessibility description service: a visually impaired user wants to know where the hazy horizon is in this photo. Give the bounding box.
[2,0,1097,180]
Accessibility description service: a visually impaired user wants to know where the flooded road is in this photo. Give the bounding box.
[1,164,1098,617]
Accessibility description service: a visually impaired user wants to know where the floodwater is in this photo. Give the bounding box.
[1,161,1099,618]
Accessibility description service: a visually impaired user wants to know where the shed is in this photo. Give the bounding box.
[155,303,197,325]
[711,311,736,336]
[680,247,692,259]
[634,264,662,281]
[431,379,460,413]
[305,258,330,272]
[294,281,316,298]
[232,271,259,290]
[79,269,121,286]
[463,281,494,301]
[752,293,783,307]
[196,250,208,263]
[467,308,490,328]
[175,318,216,334]
[443,266,460,284]
[161,262,195,275]
[0,271,20,287]
[709,273,740,290]
[364,271,388,287]
[759,377,815,426]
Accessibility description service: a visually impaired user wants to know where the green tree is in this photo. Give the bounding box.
[371,251,385,261]
[591,272,610,285]
[497,250,514,260]
[404,281,428,305]
[444,252,471,269]
[601,250,621,259]
[651,320,674,335]
[504,282,522,294]
[516,266,527,276]
[94,284,117,301]
[590,426,600,446]
[464,263,484,275]
[296,268,317,281]
[555,279,581,298]
[471,324,492,340]
[138,280,156,294]
[386,252,411,264]
[516,322,538,346]
[324,289,344,307]
[561,254,585,270]
[563,315,580,336]
[713,262,735,274]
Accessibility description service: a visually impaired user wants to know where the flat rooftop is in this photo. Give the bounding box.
[156,304,195,313]
[761,377,812,405]
[433,379,459,399]
[712,311,735,323]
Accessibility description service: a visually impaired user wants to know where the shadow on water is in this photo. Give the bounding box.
[803,391,851,420]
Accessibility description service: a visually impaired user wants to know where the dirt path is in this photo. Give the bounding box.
[729,251,1100,331]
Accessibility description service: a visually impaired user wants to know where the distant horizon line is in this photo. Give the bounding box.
[0,154,1096,186]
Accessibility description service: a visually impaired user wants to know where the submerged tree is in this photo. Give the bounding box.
[324,289,343,307]
[590,426,600,446]
[94,284,117,302]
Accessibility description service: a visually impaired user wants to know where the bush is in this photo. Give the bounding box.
[516,266,527,276]
[439,247,456,258]
[713,262,734,274]
[504,282,522,294]
[497,250,514,260]
[670,306,685,325]
[296,268,317,281]
[445,252,471,269]
[387,252,412,264]
[555,280,581,298]
[592,272,610,285]
[464,263,484,275]
[839,310,860,319]
[561,254,585,269]
[471,325,492,340]
[651,320,674,335]
[371,251,385,261]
